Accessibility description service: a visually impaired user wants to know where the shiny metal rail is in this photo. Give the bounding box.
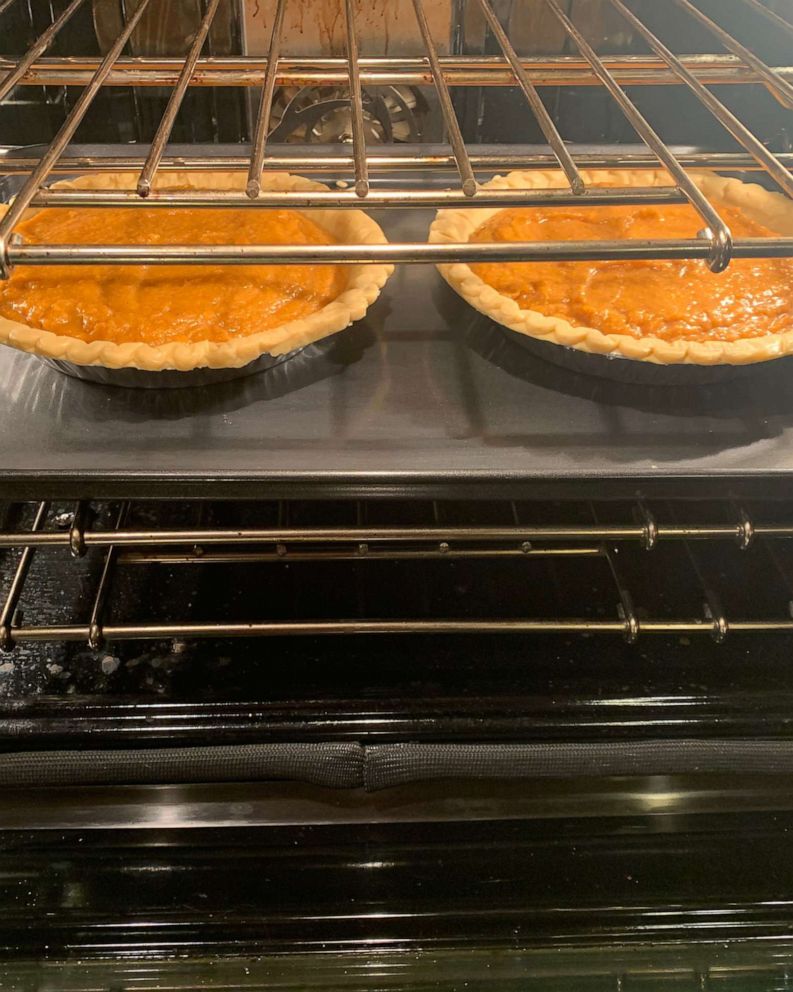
[411,0,475,197]
[475,0,583,194]
[246,0,286,198]
[29,185,689,210]
[87,502,128,651]
[0,500,47,652]
[1,499,791,651]
[672,0,793,109]
[3,150,792,175]
[544,0,731,271]
[136,0,223,196]
[608,0,793,201]
[0,0,157,277]
[7,237,793,265]
[0,3,790,271]
[1,55,790,88]
[5,618,793,644]
[118,546,603,564]
[344,0,369,198]
[0,517,785,550]
[0,0,87,104]
[741,0,793,40]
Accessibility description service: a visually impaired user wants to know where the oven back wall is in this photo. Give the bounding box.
[4,0,789,150]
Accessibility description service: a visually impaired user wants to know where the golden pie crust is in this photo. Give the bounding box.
[429,169,793,366]
[0,171,393,371]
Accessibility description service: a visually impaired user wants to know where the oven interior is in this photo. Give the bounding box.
[1,0,793,987]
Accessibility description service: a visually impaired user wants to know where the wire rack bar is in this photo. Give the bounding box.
[118,546,602,564]
[2,500,793,650]
[412,0,475,197]
[0,0,157,278]
[1,55,789,88]
[741,0,793,39]
[672,0,793,109]
[87,502,128,651]
[67,500,88,557]
[4,151,792,175]
[1,6,789,270]
[475,0,583,194]
[544,0,731,272]
[246,0,287,198]
[29,185,688,210]
[136,0,223,196]
[7,617,793,643]
[0,0,87,104]
[9,236,793,266]
[604,545,639,643]
[684,533,730,642]
[0,519,788,549]
[0,0,19,17]
[608,0,793,201]
[343,0,369,198]
[0,500,47,651]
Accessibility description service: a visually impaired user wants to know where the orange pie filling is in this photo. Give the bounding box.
[469,201,793,344]
[0,206,347,347]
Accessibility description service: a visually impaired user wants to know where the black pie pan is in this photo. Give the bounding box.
[39,348,301,389]
[502,327,780,385]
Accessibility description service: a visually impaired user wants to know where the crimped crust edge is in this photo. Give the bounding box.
[0,170,393,370]
[429,169,793,366]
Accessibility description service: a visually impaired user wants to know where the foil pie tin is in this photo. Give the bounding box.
[39,348,301,389]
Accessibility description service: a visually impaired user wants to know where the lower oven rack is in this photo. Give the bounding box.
[7,494,793,753]
[5,502,793,975]
[3,496,793,651]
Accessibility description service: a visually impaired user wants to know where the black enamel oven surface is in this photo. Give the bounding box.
[5,807,793,986]
[1,0,792,980]
[1,495,793,983]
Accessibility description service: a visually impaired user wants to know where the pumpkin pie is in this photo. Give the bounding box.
[0,171,392,371]
[429,169,793,366]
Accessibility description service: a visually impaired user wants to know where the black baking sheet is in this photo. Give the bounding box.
[0,143,792,500]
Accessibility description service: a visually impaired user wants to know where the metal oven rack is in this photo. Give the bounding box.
[3,6,793,982]
[4,496,793,651]
[0,0,792,274]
